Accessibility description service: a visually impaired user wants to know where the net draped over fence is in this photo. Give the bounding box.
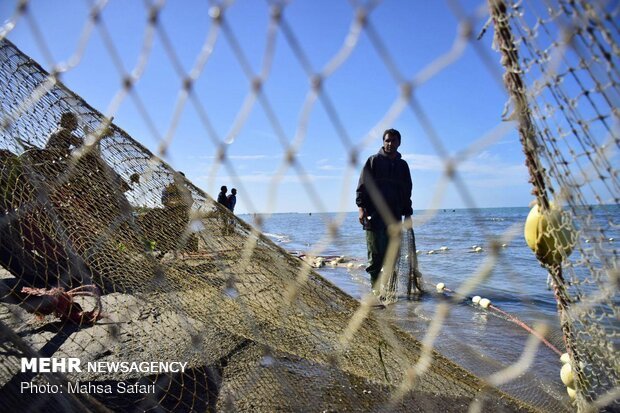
[0,0,618,412]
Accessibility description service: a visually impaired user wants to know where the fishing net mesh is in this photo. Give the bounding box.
[0,0,617,412]
[488,1,618,411]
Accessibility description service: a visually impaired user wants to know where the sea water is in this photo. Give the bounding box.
[242,206,619,407]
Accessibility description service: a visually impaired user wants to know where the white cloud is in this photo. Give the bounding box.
[317,164,344,171]
[316,158,346,171]
[402,152,528,187]
[475,150,493,160]
[401,153,445,171]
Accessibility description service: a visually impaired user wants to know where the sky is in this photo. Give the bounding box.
[0,0,546,214]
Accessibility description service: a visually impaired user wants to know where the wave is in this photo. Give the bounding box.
[264,232,292,243]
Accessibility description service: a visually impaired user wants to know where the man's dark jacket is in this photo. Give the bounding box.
[217,191,228,207]
[356,148,413,230]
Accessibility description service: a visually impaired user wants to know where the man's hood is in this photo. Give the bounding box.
[377,147,402,159]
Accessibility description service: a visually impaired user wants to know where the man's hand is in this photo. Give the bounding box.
[358,207,366,225]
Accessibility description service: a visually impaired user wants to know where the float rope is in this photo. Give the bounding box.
[434,282,563,357]
[487,303,562,357]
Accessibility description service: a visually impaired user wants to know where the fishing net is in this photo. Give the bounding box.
[0,36,543,413]
[0,0,617,412]
[488,0,619,410]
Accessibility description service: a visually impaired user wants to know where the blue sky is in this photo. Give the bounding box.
[0,0,539,214]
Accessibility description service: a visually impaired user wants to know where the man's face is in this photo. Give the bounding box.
[383,133,400,154]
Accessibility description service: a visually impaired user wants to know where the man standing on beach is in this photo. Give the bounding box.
[217,185,228,208]
[356,128,413,294]
[227,188,237,213]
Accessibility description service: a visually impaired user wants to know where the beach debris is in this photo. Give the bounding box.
[296,254,357,269]
[20,285,103,325]
[328,256,346,267]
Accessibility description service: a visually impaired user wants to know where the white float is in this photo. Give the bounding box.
[479,298,491,308]
[560,362,574,387]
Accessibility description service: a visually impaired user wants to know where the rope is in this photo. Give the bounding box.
[488,303,563,357]
[436,283,564,357]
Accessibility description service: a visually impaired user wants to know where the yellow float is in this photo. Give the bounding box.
[524,203,576,266]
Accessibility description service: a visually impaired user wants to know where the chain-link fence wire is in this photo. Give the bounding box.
[0,0,617,412]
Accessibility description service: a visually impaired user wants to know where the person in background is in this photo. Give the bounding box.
[217,185,228,208]
[355,128,413,295]
[227,188,237,213]
[45,111,82,158]
[145,171,195,254]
